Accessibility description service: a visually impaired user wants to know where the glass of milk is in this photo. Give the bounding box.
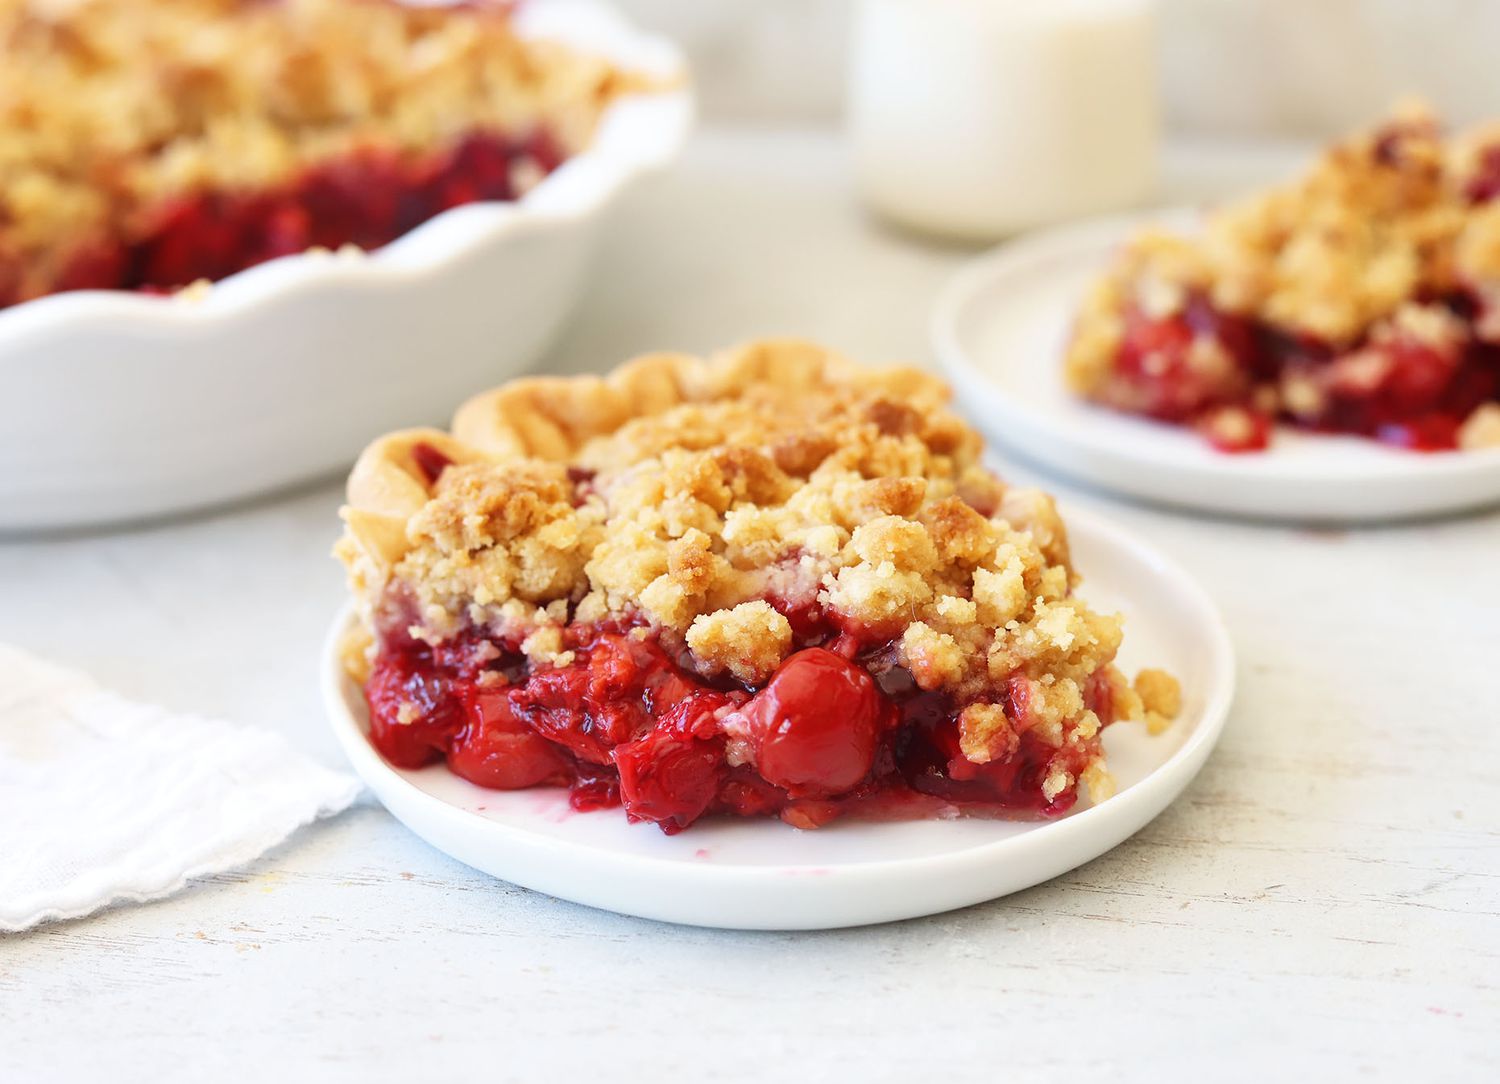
[849,0,1161,240]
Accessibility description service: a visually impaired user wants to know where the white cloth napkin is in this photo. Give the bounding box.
[0,643,361,932]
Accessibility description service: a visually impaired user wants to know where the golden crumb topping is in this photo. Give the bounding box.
[1134,667,1183,736]
[0,0,649,296]
[1067,104,1500,398]
[1458,402,1500,450]
[338,341,1179,780]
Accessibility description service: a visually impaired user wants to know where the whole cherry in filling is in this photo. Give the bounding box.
[733,648,890,799]
[362,616,1098,833]
[449,689,573,791]
[613,692,732,831]
[11,130,569,309]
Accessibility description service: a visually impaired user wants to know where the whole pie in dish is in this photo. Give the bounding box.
[336,342,1180,834]
[0,0,651,308]
[1065,105,1500,452]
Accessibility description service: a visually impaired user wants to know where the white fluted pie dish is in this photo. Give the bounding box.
[0,0,691,532]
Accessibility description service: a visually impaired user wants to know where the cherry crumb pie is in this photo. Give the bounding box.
[0,0,649,308]
[1066,105,1500,453]
[336,341,1180,834]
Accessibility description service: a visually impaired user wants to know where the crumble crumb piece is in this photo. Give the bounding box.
[397,461,602,634]
[1081,761,1117,803]
[970,546,1031,627]
[685,601,793,685]
[1135,668,1183,735]
[1459,403,1500,449]
[1042,766,1074,803]
[957,702,1016,764]
[521,625,575,670]
[900,622,967,691]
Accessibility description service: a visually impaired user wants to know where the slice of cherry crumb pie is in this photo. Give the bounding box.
[336,341,1180,833]
[1065,104,1500,452]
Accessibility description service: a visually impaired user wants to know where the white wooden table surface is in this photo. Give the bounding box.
[2,129,1497,1081]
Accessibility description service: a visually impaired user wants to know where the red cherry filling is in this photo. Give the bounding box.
[1112,295,1256,421]
[365,646,465,769]
[614,694,731,831]
[363,616,1107,833]
[1,129,567,309]
[736,648,888,799]
[449,689,572,791]
[900,714,1073,815]
[1099,296,1500,452]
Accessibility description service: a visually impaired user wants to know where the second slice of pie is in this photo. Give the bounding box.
[1065,105,1500,452]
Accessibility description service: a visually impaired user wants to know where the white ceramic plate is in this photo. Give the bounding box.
[323,505,1235,930]
[0,0,692,532]
[932,212,1500,521]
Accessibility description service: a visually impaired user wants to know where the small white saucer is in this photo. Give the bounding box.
[932,212,1500,522]
[323,506,1234,930]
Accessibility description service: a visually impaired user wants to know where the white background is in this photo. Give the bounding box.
[614,0,1500,134]
[2,130,1496,1079]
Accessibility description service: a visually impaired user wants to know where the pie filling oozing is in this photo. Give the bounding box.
[336,342,1181,833]
[0,0,650,307]
[1064,105,1500,453]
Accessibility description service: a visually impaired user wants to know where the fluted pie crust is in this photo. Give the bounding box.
[338,341,1179,832]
